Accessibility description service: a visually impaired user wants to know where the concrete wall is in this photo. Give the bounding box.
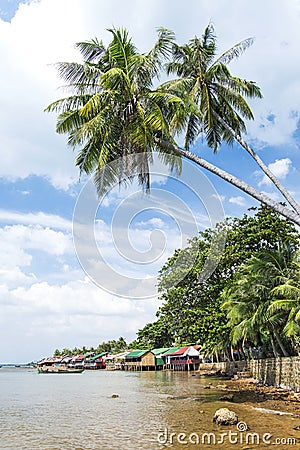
[199,357,300,391]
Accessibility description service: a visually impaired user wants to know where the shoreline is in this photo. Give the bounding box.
[213,377,300,416]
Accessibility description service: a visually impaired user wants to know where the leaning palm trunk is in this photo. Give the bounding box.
[156,138,300,227]
[273,327,289,357]
[270,334,280,358]
[218,116,300,216]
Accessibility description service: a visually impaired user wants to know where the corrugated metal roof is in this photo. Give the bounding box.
[151,348,170,355]
[125,350,149,358]
[155,357,165,366]
[160,347,181,356]
[106,351,131,360]
[167,346,200,356]
[90,352,108,361]
[168,346,189,356]
[72,355,85,360]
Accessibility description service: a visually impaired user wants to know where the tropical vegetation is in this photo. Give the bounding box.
[53,336,127,357]
[133,206,300,360]
[46,24,300,225]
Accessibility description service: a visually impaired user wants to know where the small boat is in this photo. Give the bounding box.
[38,364,84,374]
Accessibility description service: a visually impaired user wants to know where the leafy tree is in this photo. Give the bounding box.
[130,317,173,349]
[61,348,72,356]
[46,25,300,226]
[95,337,128,354]
[271,285,300,346]
[155,206,299,358]
[53,337,129,357]
[266,247,300,346]
[221,243,300,357]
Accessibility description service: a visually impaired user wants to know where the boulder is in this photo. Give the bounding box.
[213,408,238,425]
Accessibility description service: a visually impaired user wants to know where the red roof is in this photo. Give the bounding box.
[167,346,189,356]
[167,345,200,356]
[72,355,85,361]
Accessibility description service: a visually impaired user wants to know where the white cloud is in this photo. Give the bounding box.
[0,276,159,361]
[0,267,36,288]
[0,223,73,288]
[258,158,293,186]
[229,196,247,207]
[0,217,161,361]
[212,193,226,202]
[135,217,166,228]
[0,210,72,230]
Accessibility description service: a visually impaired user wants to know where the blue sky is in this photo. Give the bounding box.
[1,0,300,363]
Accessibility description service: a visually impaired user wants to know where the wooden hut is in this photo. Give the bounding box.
[124,350,155,371]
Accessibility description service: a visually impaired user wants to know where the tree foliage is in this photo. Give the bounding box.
[135,206,300,359]
[222,243,300,356]
[53,336,128,356]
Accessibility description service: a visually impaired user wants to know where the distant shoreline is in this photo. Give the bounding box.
[0,364,34,367]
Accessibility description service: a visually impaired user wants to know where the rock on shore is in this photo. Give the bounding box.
[213,408,238,425]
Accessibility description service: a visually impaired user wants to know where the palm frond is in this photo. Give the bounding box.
[54,62,102,87]
[44,94,91,113]
[56,110,86,138]
[149,27,175,64]
[107,27,137,73]
[100,67,130,94]
[213,37,254,66]
[75,38,106,63]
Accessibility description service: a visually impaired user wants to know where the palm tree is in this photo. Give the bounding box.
[45,26,300,226]
[266,247,300,342]
[221,266,276,356]
[45,27,182,193]
[164,24,300,217]
[221,243,300,357]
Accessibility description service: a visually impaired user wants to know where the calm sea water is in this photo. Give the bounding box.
[0,367,299,449]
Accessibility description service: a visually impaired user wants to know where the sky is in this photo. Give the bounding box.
[1,0,300,363]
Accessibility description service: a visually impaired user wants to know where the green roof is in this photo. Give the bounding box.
[161,347,181,356]
[125,350,149,358]
[151,348,170,355]
[90,352,107,360]
[155,357,165,366]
